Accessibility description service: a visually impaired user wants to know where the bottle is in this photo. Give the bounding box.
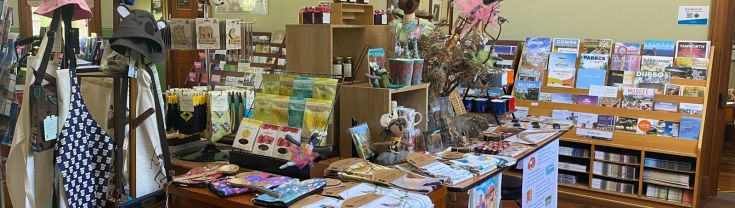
[391,101,399,118]
[343,57,353,79]
[332,57,343,77]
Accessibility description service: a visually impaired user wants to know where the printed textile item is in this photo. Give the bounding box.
[253,178,327,207]
[56,69,115,207]
[172,166,224,187]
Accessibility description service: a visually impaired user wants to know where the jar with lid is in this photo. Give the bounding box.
[343,57,353,79]
[332,57,343,77]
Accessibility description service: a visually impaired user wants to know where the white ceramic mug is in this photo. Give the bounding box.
[397,107,422,131]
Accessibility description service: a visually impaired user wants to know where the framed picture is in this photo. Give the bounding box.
[348,123,375,160]
[216,0,269,15]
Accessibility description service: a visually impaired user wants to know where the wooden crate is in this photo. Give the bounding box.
[330,3,374,25]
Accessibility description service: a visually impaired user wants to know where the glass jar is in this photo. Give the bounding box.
[332,57,343,77]
[343,57,353,79]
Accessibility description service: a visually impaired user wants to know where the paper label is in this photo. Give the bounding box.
[407,152,436,168]
[211,94,229,112]
[290,195,330,207]
[372,169,406,185]
[323,13,331,24]
[589,85,618,98]
[441,152,466,160]
[179,92,195,112]
[326,158,365,172]
[322,182,358,197]
[381,14,387,24]
[44,115,58,141]
[678,6,709,25]
[127,56,137,78]
[343,193,382,208]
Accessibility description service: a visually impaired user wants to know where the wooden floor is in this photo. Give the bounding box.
[719,124,735,191]
[445,191,735,208]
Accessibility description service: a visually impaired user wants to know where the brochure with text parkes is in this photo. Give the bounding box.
[611,54,641,71]
[525,37,552,53]
[547,53,578,88]
[614,42,642,55]
[581,39,614,54]
[675,41,711,58]
[514,80,541,100]
[553,38,580,54]
[640,56,673,72]
[518,52,549,82]
[580,54,609,70]
[634,71,672,94]
[621,87,655,111]
[643,40,676,57]
[576,69,607,89]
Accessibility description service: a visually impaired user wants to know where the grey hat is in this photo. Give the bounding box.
[110,7,167,63]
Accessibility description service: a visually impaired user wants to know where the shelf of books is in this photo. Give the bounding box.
[513,38,712,207]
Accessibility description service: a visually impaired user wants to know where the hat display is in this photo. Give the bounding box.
[34,0,92,20]
[109,6,167,63]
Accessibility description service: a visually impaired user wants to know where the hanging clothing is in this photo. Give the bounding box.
[131,66,167,197]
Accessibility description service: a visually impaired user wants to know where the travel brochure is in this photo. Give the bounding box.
[547,53,578,88]
[643,40,676,57]
[581,39,614,54]
[553,38,581,54]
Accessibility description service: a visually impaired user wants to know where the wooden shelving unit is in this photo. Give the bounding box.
[514,46,716,207]
[330,3,374,25]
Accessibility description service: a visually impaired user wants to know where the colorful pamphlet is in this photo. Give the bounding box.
[553,38,581,54]
[599,97,620,108]
[621,87,655,111]
[682,86,705,97]
[581,39,614,54]
[636,118,659,135]
[493,45,518,56]
[580,54,609,70]
[539,92,552,102]
[657,121,680,137]
[679,103,704,115]
[607,70,625,88]
[654,101,678,112]
[640,56,674,72]
[665,67,690,79]
[615,117,638,133]
[675,41,711,58]
[517,52,549,82]
[611,55,641,71]
[513,80,541,100]
[576,69,607,89]
[551,93,575,104]
[575,95,599,106]
[679,117,702,140]
[525,37,552,53]
[665,84,682,96]
[614,42,642,55]
[634,71,671,94]
[552,110,577,123]
[575,113,614,140]
[643,40,676,57]
[547,53,578,88]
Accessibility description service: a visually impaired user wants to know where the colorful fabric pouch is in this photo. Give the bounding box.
[253,178,327,207]
[171,166,224,187]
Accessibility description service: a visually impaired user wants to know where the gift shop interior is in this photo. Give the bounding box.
[2,0,735,207]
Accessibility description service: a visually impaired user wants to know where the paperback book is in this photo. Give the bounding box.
[553,38,581,54]
[622,71,637,89]
[636,118,659,135]
[665,67,690,79]
[610,54,641,71]
[539,92,552,102]
[682,86,705,97]
[621,87,655,111]
[615,117,639,133]
[599,97,620,108]
[576,113,614,140]
[665,84,682,95]
[551,93,575,104]
[547,53,578,88]
[679,117,702,140]
[493,45,517,56]
[614,42,642,55]
[576,69,607,89]
[634,71,672,94]
[580,54,609,70]
[552,110,578,123]
[679,103,704,115]
[673,57,709,80]
[525,37,552,53]
[607,70,625,88]
[654,101,678,112]
[581,39,614,54]
[675,41,711,58]
[517,52,549,82]
[657,121,680,137]
[575,95,599,106]
[513,80,541,100]
[640,56,674,72]
[643,40,676,57]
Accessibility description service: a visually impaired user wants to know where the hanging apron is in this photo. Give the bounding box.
[55,67,115,207]
[132,64,167,197]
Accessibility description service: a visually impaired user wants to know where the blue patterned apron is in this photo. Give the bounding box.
[55,68,114,207]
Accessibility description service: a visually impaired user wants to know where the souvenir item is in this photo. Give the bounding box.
[323,182,434,207]
[348,123,374,160]
[110,7,168,63]
[210,92,231,142]
[34,0,92,20]
[474,141,511,154]
[233,118,262,151]
[302,98,331,138]
[290,195,344,208]
[253,178,327,207]
[252,124,280,156]
[271,95,290,126]
[279,74,295,96]
[133,66,171,197]
[225,19,242,50]
[450,154,501,175]
[169,18,195,50]
[397,107,422,131]
[172,165,238,187]
[288,98,306,128]
[292,77,315,99]
[406,153,473,185]
[208,176,252,197]
[273,126,301,160]
[388,58,414,86]
[312,78,338,101]
[261,74,281,95]
[29,9,62,152]
[196,18,221,50]
[252,94,274,124]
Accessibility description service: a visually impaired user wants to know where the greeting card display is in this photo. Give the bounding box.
[225,19,242,50]
[196,18,221,49]
[170,18,195,50]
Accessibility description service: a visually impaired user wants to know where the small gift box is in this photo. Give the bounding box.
[301,7,314,24]
[374,10,387,25]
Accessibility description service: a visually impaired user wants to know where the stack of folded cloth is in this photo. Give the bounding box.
[325,158,445,194]
[290,182,435,208]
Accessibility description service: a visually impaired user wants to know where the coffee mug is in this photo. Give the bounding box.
[397,107,422,131]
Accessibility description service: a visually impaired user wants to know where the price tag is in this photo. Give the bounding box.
[211,93,229,112]
[127,56,137,78]
[322,182,357,198]
[343,193,382,208]
[407,152,436,168]
[372,169,406,185]
[43,115,58,141]
[326,158,365,172]
[290,195,330,207]
[179,92,195,112]
[441,152,466,160]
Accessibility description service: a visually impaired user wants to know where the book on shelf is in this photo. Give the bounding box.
[493,45,518,56]
[644,169,691,188]
[621,71,637,89]
[614,117,638,133]
[560,146,590,158]
[634,71,672,94]
[525,37,552,53]
[539,92,552,102]
[636,118,659,135]
[581,39,614,55]
[643,40,676,57]
[664,84,682,96]
[673,57,709,80]
[559,173,580,185]
[595,150,639,164]
[518,52,550,82]
[654,101,678,112]
[646,184,693,204]
[621,87,655,111]
[679,117,702,140]
[575,95,599,106]
[560,161,588,172]
[640,56,674,72]
[576,69,607,89]
[599,96,621,108]
[657,121,680,137]
[552,110,577,123]
[592,178,637,194]
[553,38,581,54]
[580,53,609,70]
[513,80,541,100]
[606,70,625,88]
[551,93,575,104]
[665,67,690,79]
[547,53,578,88]
[679,103,704,115]
[575,113,612,140]
[644,158,693,172]
[593,161,638,180]
[675,40,711,58]
[682,86,705,97]
[614,42,642,55]
[610,54,641,71]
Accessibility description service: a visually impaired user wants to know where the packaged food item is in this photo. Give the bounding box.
[233,118,263,151]
[288,98,306,128]
[252,94,275,124]
[302,98,332,139]
[312,78,338,101]
[270,95,291,126]
[210,92,232,142]
[273,126,302,160]
[279,74,296,96]
[292,77,314,99]
[252,124,280,156]
[261,74,281,95]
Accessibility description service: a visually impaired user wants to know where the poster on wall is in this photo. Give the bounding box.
[677,6,709,25]
[521,139,559,208]
[170,19,195,50]
[196,18,221,50]
[469,173,502,208]
[216,0,268,15]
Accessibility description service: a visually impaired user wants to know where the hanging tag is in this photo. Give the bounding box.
[127,54,138,78]
[43,115,59,141]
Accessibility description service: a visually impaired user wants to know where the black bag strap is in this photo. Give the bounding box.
[31,9,61,89]
[61,5,76,71]
[143,64,173,181]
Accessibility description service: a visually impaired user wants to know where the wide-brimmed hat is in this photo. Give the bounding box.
[109,8,167,63]
[34,0,92,20]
